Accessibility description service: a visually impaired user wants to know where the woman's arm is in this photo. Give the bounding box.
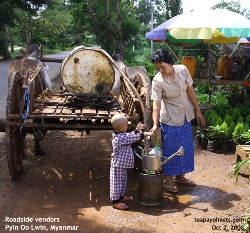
[151,100,161,133]
[187,85,206,125]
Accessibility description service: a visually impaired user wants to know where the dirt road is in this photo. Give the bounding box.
[0,128,249,233]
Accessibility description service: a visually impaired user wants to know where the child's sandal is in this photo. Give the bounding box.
[113,202,129,210]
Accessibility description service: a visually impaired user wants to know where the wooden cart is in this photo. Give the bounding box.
[6,47,152,180]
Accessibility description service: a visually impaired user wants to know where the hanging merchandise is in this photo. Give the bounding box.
[181,56,196,78]
[217,55,233,79]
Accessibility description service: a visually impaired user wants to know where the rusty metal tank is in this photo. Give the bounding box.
[137,170,164,206]
[61,46,115,95]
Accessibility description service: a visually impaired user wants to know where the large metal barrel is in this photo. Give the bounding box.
[61,46,115,95]
[137,172,164,206]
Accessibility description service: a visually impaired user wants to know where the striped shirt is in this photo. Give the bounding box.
[111,130,143,168]
[151,65,195,126]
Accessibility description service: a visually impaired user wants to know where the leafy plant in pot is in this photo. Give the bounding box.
[232,122,247,145]
[218,122,230,154]
[207,125,221,152]
[242,208,250,233]
[228,121,236,153]
[230,161,250,232]
[195,124,209,149]
[227,84,243,107]
[244,72,250,97]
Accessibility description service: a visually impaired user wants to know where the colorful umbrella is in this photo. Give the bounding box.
[238,38,250,45]
[146,10,250,45]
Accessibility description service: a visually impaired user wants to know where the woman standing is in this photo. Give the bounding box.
[150,48,205,193]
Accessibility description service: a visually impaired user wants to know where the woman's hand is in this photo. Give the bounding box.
[196,111,206,126]
[150,125,158,135]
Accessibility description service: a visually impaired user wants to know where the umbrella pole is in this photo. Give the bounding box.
[163,40,180,62]
[208,43,212,105]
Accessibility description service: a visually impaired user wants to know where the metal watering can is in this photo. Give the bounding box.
[134,137,184,171]
[134,146,184,171]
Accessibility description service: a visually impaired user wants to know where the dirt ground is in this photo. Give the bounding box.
[0,128,250,233]
[1,75,249,233]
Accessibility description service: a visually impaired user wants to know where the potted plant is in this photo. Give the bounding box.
[236,131,250,145]
[207,125,221,152]
[228,121,236,153]
[227,84,243,107]
[242,208,250,233]
[195,124,209,149]
[218,122,230,154]
[232,122,247,145]
[244,72,250,97]
[230,159,250,233]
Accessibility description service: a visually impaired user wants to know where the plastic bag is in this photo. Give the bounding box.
[149,147,162,155]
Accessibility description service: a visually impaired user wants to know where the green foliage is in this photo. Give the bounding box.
[226,84,242,97]
[0,0,51,58]
[196,93,209,105]
[195,85,228,105]
[213,92,228,105]
[237,116,244,124]
[195,84,209,94]
[228,121,236,138]
[236,131,250,145]
[215,116,223,126]
[211,104,232,118]
[196,124,209,140]
[208,123,230,141]
[212,1,250,20]
[226,107,234,116]
[210,113,219,126]
[219,122,230,141]
[207,125,221,140]
[232,122,245,144]
[164,0,183,18]
[246,115,250,125]
[0,31,9,58]
[224,115,233,126]
[242,208,250,232]
[204,110,216,121]
[195,55,205,72]
[232,108,242,123]
[236,103,250,121]
[230,159,250,182]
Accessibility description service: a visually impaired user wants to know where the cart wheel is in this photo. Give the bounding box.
[6,71,26,180]
[133,73,152,130]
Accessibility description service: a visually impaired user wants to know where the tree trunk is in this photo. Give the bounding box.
[6,27,14,53]
[87,0,124,57]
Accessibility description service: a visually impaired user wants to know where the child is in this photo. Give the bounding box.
[110,114,153,210]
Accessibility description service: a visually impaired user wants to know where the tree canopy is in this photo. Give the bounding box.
[1,0,250,61]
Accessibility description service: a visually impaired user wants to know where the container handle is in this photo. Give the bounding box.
[134,146,143,159]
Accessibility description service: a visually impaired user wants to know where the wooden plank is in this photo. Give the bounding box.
[97,110,111,116]
[40,106,56,114]
[62,108,72,114]
[55,107,62,114]
[33,108,41,114]
[75,109,81,114]
[24,119,33,127]
[81,109,96,116]
[235,145,250,162]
